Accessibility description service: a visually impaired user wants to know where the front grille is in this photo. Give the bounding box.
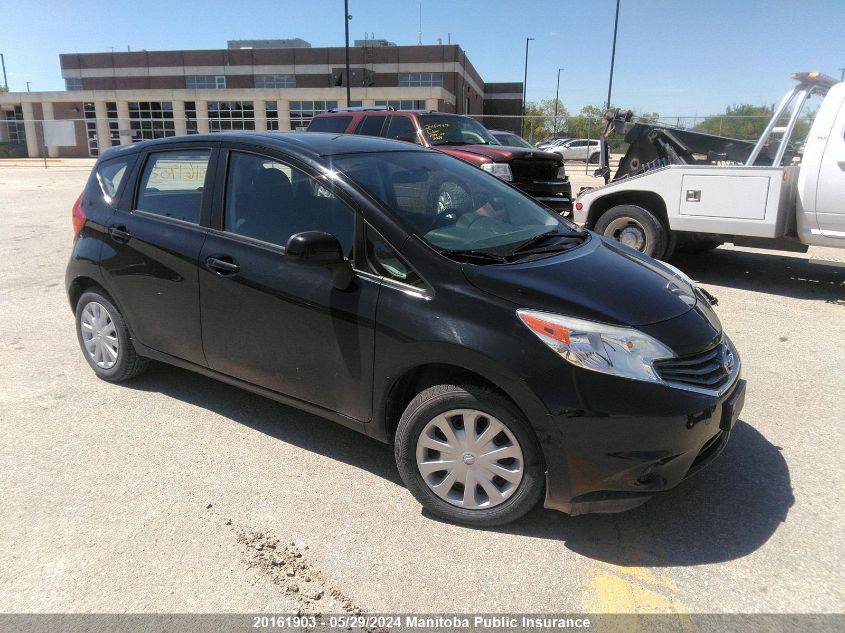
[510,159,559,181]
[654,341,734,390]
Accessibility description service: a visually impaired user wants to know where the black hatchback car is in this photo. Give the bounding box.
[66,132,745,526]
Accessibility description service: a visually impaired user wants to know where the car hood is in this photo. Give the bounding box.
[437,145,562,163]
[462,235,705,328]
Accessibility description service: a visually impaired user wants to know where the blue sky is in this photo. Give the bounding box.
[1,0,842,115]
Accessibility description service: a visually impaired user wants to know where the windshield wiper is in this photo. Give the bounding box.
[441,249,507,264]
[508,229,584,255]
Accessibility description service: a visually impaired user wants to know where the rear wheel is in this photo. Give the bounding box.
[594,204,669,259]
[395,384,544,527]
[588,152,600,164]
[75,290,148,382]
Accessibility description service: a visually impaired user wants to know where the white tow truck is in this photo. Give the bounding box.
[573,72,845,260]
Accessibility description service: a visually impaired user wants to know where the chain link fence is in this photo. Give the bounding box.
[475,114,816,146]
[0,112,817,162]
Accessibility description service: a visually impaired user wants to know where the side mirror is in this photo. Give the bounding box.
[285,231,354,290]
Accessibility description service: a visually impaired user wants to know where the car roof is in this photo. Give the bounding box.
[106,131,431,160]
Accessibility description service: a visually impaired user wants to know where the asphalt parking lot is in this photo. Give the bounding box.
[1,163,843,617]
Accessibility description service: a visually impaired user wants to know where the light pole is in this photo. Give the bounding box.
[26,81,31,92]
[606,0,621,110]
[521,37,534,136]
[840,68,845,82]
[0,53,7,90]
[553,67,564,136]
[344,0,352,105]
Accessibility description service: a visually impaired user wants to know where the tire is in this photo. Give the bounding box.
[594,204,669,259]
[395,383,545,527]
[663,229,678,260]
[676,239,722,254]
[588,152,600,164]
[75,290,149,382]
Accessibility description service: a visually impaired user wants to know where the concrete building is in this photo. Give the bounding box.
[0,41,523,158]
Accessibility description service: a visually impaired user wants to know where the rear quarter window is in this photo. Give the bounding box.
[96,156,135,204]
[307,116,353,133]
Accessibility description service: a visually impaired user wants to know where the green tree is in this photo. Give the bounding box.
[521,98,569,143]
[696,104,772,140]
[0,85,8,93]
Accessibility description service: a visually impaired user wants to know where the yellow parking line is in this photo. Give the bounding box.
[584,564,695,631]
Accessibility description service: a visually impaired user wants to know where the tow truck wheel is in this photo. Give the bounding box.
[594,204,669,259]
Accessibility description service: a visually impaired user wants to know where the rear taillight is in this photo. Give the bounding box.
[72,193,86,241]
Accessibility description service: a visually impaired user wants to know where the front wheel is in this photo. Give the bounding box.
[395,384,545,526]
[594,204,669,259]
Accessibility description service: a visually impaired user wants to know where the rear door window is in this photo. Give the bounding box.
[136,150,211,224]
[307,116,353,133]
[384,116,418,141]
[356,116,387,137]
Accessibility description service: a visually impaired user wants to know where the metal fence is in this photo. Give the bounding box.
[475,114,816,145]
[0,112,818,162]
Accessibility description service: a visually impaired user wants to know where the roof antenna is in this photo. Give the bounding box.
[418,2,422,45]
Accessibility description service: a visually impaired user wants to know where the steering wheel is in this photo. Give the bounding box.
[428,207,462,231]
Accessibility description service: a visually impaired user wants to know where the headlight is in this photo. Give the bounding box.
[517,309,675,383]
[658,260,695,286]
[556,165,567,179]
[480,162,512,181]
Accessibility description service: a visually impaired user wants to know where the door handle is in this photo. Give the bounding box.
[206,256,240,275]
[108,225,131,243]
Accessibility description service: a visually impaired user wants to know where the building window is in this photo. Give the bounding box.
[107,102,120,146]
[129,102,175,142]
[65,77,82,91]
[347,101,363,108]
[186,75,226,89]
[289,100,338,130]
[375,100,426,111]
[3,106,26,144]
[83,103,99,157]
[255,74,296,88]
[398,72,442,87]
[207,101,254,131]
[184,102,199,134]
[266,101,279,131]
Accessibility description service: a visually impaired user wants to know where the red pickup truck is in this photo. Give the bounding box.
[307,109,572,214]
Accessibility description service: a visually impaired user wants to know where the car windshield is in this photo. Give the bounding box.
[494,133,533,149]
[418,114,498,147]
[330,151,585,260]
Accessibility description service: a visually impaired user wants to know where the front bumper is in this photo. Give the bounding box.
[539,375,746,516]
[514,178,573,213]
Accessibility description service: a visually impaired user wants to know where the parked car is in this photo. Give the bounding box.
[67,133,744,526]
[536,137,571,150]
[308,109,572,214]
[554,138,602,163]
[490,129,534,149]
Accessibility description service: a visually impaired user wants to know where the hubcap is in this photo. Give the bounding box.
[604,216,649,252]
[415,409,524,510]
[80,301,119,369]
